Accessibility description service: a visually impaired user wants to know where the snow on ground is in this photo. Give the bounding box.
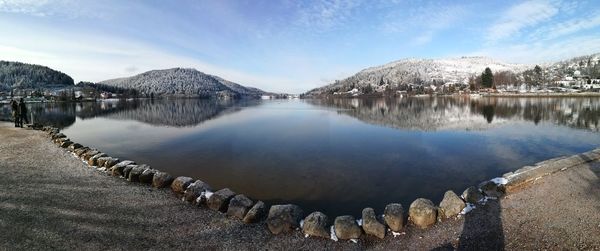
[461,203,476,215]
[330,226,338,242]
[491,177,508,185]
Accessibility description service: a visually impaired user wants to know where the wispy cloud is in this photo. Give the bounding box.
[0,0,110,18]
[294,0,361,31]
[486,0,559,43]
[475,35,600,64]
[529,11,600,41]
[382,4,467,45]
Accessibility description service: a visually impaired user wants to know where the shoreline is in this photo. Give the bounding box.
[1,123,599,249]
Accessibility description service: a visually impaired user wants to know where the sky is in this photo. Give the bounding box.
[1,0,600,93]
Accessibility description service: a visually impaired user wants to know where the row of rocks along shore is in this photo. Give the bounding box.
[42,125,508,243]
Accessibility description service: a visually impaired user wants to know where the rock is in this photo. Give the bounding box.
[184,180,212,202]
[88,153,108,166]
[462,186,484,204]
[334,215,362,240]
[171,176,194,194]
[207,188,236,212]
[103,158,120,169]
[122,164,137,178]
[59,140,73,148]
[409,198,437,229]
[52,133,66,140]
[82,150,99,161]
[74,147,90,157]
[96,157,111,167]
[110,160,135,176]
[362,208,386,239]
[384,203,404,232]
[266,204,304,235]
[243,201,267,223]
[226,194,254,219]
[68,143,83,151]
[479,180,505,198]
[438,190,466,221]
[139,168,156,184]
[302,211,330,238]
[152,171,174,188]
[128,165,148,182]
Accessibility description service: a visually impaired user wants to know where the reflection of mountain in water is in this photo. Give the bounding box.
[92,99,258,127]
[0,102,76,129]
[1,99,258,128]
[309,97,600,132]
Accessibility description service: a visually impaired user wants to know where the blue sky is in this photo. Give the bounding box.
[1,0,600,93]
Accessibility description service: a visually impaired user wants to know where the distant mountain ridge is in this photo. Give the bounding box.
[304,54,600,96]
[100,68,265,99]
[0,61,74,91]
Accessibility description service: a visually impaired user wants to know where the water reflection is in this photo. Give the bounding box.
[1,99,259,128]
[308,97,600,132]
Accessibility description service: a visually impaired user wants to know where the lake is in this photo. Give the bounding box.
[2,96,599,217]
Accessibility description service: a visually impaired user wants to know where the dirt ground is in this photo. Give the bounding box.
[1,122,599,250]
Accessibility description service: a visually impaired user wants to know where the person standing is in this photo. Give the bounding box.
[18,98,28,127]
[10,99,20,127]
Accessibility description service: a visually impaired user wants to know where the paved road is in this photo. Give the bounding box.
[1,123,599,250]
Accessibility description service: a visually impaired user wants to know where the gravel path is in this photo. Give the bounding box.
[1,123,599,250]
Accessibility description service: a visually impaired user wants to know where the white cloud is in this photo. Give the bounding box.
[382,4,466,45]
[530,12,600,41]
[474,36,600,64]
[0,0,110,18]
[294,0,361,31]
[487,0,559,42]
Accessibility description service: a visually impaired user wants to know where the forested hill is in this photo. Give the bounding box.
[99,68,265,99]
[0,61,74,91]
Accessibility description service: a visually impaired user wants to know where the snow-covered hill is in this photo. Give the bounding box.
[100,68,265,99]
[305,56,530,96]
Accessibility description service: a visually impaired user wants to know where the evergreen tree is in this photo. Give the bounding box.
[481,67,494,88]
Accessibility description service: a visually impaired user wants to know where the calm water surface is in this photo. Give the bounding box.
[3,97,599,217]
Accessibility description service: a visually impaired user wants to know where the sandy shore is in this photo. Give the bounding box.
[1,122,599,250]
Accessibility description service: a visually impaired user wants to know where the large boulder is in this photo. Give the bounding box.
[184,180,212,202]
[110,160,135,176]
[171,176,194,194]
[384,203,404,232]
[462,186,484,204]
[266,204,304,234]
[207,188,236,212]
[479,180,505,198]
[226,194,254,219]
[96,157,111,167]
[243,201,267,223]
[362,207,386,239]
[128,165,149,182]
[334,215,362,240]
[139,168,156,184]
[74,147,90,157]
[103,158,120,169]
[438,190,466,221]
[122,164,137,178]
[302,211,330,238]
[82,150,100,161]
[68,143,83,151]
[51,133,66,140]
[152,171,174,188]
[409,198,437,229]
[59,140,73,148]
[88,153,108,166]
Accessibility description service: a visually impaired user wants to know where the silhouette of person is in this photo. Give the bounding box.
[10,99,20,127]
[18,98,28,127]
